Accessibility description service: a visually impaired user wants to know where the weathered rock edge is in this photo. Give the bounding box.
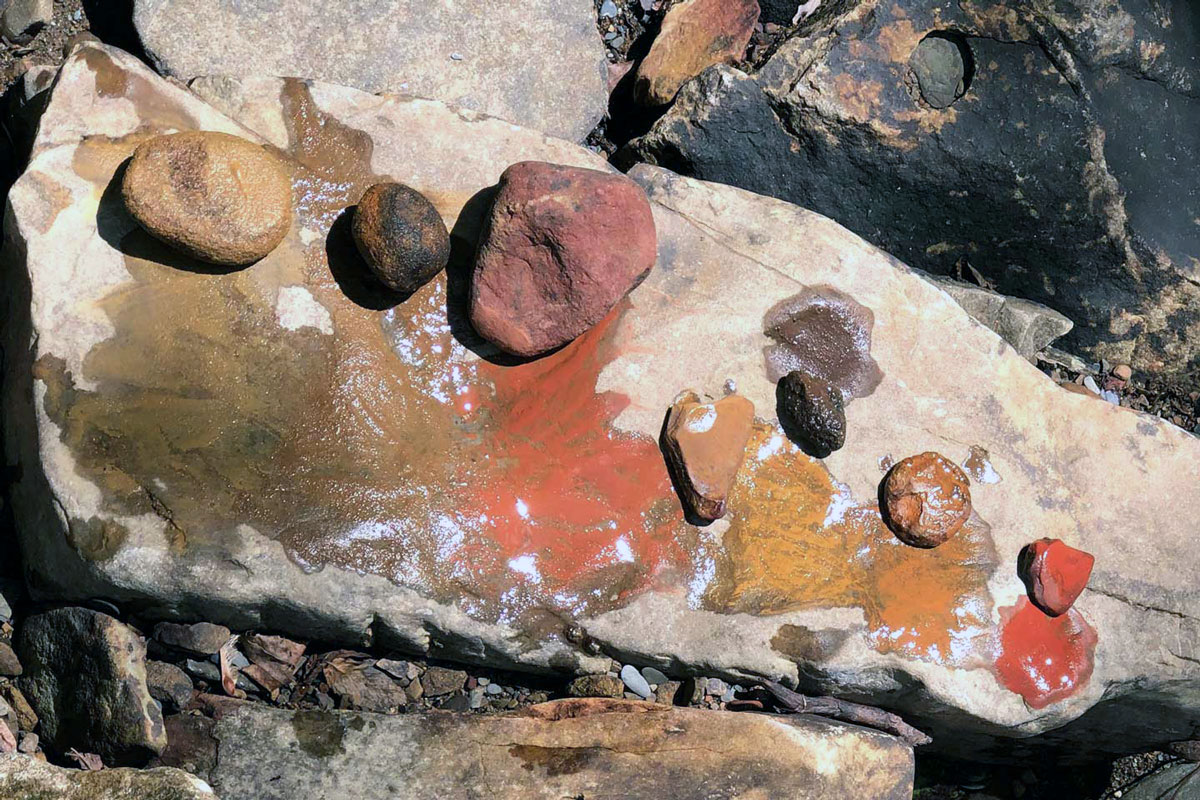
[205,700,914,800]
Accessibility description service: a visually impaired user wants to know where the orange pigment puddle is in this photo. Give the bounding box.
[707,427,999,667]
[995,597,1097,709]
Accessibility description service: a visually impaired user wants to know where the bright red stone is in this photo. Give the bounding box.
[1019,538,1095,617]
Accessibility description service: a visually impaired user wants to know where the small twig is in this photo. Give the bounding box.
[760,680,932,747]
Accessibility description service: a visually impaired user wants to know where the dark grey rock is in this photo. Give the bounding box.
[420,666,467,697]
[625,0,1200,378]
[1123,762,1200,800]
[641,666,669,686]
[146,661,194,711]
[777,371,846,457]
[154,621,230,657]
[0,643,20,677]
[909,34,965,108]
[16,607,166,765]
[184,658,221,684]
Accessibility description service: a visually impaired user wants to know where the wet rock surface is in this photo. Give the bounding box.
[881,453,972,548]
[0,753,215,799]
[661,390,756,522]
[777,370,845,457]
[634,0,760,106]
[16,607,165,765]
[625,0,1200,378]
[204,701,914,799]
[1020,538,1096,617]
[352,182,450,294]
[132,0,607,141]
[5,43,1200,759]
[470,161,656,356]
[122,131,292,265]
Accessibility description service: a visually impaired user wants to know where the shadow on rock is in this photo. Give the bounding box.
[444,184,559,368]
[323,206,410,310]
[95,162,249,276]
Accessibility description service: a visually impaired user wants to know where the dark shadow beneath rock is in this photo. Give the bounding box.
[96,162,249,276]
[323,207,410,310]
[444,184,560,367]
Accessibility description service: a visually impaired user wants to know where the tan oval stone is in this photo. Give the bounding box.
[122,131,292,265]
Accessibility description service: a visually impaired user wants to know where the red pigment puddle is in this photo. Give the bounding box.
[440,310,690,621]
[995,597,1097,709]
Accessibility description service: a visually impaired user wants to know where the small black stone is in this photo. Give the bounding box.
[777,370,846,457]
[351,182,450,294]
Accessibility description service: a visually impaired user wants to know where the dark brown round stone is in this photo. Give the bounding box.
[881,452,971,548]
[776,370,845,457]
[351,182,450,294]
[121,131,293,266]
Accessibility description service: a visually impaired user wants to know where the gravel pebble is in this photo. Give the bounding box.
[620,664,653,698]
[641,667,669,686]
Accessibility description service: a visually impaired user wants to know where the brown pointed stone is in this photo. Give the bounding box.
[662,391,755,522]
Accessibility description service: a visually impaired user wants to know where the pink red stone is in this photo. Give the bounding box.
[1019,538,1095,617]
[662,391,756,522]
[469,161,657,357]
[634,0,761,106]
[881,452,971,548]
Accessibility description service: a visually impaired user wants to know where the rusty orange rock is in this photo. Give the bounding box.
[634,0,760,106]
[881,452,971,548]
[662,391,755,522]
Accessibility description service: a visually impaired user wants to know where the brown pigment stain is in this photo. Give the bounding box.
[41,76,695,630]
[763,287,883,401]
[19,172,73,234]
[707,426,998,667]
[770,624,849,663]
[78,46,201,136]
[509,745,599,777]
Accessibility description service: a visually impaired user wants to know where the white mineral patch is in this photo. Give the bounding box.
[687,406,717,433]
[274,286,333,334]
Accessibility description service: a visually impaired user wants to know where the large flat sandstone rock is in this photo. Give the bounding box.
[202,700,913,799]
[4,43,1199,759]
[132,0,608,142]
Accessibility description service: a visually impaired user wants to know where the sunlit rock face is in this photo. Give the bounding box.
[5,42,1200,759]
